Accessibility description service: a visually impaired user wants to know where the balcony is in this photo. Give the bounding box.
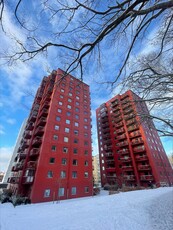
[112,106,120,112]
[140,175,153,181]
[106,167,116,172]
[111,100,119,107]
[101,116,109,123]
[102,123,109,129]
[101,112,107,118]
[27,161,37,169]
[24,130,32,139]
[103,128,110,134]
[124,113,135,120]
[138,165,151,171]
[126,118,136,126]
[115,121,123,128]
[117,134,126,140]
[34,126,44,136]
[114,117,122,123]
[131,139,144,145]
[26,122,34,131]
[117,127,125,134]
[17,150,27,160]
[12,163,24,171]
[8,176,20,184]
[117,141,128,147]
[42,101,50,109]
[22,176,34,184]
[121,165,133,171]
[29,113,37,122]
[37,117,47,126]
[106,159,115,163]
[105,152,114,157]
[129,131,141,138]
[136,155,148,161]
[118,149,129,155]
[39,108,48,118]
[133,146,146,153]
[120,157,131,163]
[104,139,112,145]
[114,111,121,118]
[123,175,135,181]
[103,133,111,139]
[128,125,139,132]
[32,137,42,146]
[107,174,116,178]
[123,107,134,115]
[20,140,30,149]
[122,102,132,110]
[30,148,40,157]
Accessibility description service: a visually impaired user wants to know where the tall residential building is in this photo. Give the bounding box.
[96,90,173,188]
[92,154,101,186]
[3,119,27,183]
[8,69,92,203]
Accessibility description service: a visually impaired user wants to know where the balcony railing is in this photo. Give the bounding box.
[121,165,133,171]
[117,141,128,147]
[123,175,135,180]
[135,154,148,160]
[24,130,32,139]
[26,122,34,131]
[106,167,116,172]
[138,165,151,171]
[22,176,34,184]
[129,131,141,138]
[37,117,47,126]
[105,152,114,157]
[133,146,145,153]
[115,121,123,128]
[118,149,129,155]
[124,114,135,120]
[128,125,139,132]
[114,117,123,123]
[27,161,37,169]
[8,176,20,184]
[126,118,136,126]
[117,134,126,140]
[30,148,40,157]
[32,137,42,146]
[123,107,134,115]
[39,108,48,118]
[131,139,144,145]
[120,157,131,162]
[41,101,50,109]
[140,175,153,181]
[117,127,125,134]
[34,126,44,136]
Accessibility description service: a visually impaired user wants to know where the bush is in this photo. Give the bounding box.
[11,196,31,207]
[93,187,100,195]
[0,189,12,204]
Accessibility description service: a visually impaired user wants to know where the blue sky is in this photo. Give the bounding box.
[0,1,172,172]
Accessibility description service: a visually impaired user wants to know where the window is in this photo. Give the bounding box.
[66,111,71,116]
[54,125,59,130]
[51,145,56,151]
[84,187,89,193]
[62,158,67,165]
[74,139,78,143]
[75,114,79,119]
[84,150,88,155]
[71,187,76,195]
[74,130,78,135]
[59,101,63,105]
[53,135,58,140]
[68,98,72,102]
[49,158,55,164]
[84,133,88,137]
[84,172,88,178]
[76,102,79,106]
[69,93,72,96]
[84,118,88,122]
[75,108,79,112]
[69,87,73,92]
[84,125,88,129]
[44,189,50,197]
[66,119,70,124]
[63,147,68,153]
[64,137,69,142]
[73,159,78,165]
[60,95,63,99]
[85,160,88,166]
[84,111,88,115]
[76,96,79,100]
[56,116,61,121]
[47,171,53,178]
[73,148,78,154]
[76,90,80,95]
[61,89,64,92]
[72,171,77,178]
[65,128,70,133]
[57,108,62,113]
[75,122,79,127]
[67,105,71,109]
[58,188,65,197]
[84,141,88,146]
[61,171,66,178]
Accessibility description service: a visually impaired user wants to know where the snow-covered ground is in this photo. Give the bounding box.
[0,187,173,230]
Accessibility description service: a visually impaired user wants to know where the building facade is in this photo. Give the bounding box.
[8,69,93,203]
[96,90,173,188]
[3,120,27,183]
[92,154,101,186]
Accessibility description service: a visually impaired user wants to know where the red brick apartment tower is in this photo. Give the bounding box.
[96,90,173,188]
[8,69,92,203]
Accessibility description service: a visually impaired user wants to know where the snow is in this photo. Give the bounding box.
[0,187,173,230]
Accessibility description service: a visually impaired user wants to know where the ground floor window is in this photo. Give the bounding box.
[84,187,89,193]
[71,187,77,195]
[58,188,65,197]
[44,189,50,197]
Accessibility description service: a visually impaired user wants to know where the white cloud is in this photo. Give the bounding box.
[0,146,14,172]
[0,125,5,135]
[6,118,16,125]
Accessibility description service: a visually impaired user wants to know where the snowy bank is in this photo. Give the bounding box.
[0,187,173,230]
